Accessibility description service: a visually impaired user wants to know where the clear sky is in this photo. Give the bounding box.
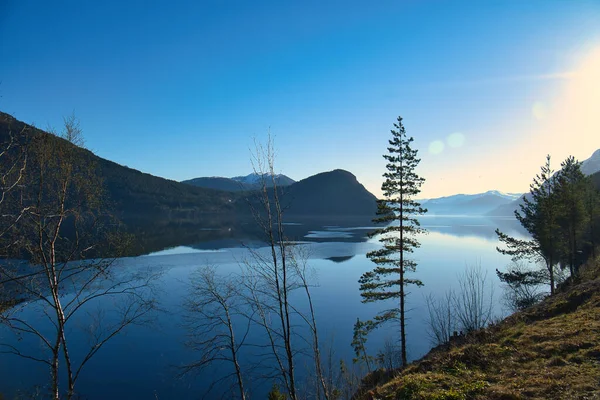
[1,0,599,198]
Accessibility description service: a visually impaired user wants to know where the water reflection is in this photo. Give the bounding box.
[0,215,525,399]
[135,215,526,257]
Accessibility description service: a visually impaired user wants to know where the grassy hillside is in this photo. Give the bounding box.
[357,259,600,400]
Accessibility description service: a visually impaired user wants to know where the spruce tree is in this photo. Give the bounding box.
[582,176,600,260]
[351,318,375,373]
[496,155,562,294]
[359,115,426,367]
[554,156,587,277]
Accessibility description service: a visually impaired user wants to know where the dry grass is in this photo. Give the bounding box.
[357,258,600,400]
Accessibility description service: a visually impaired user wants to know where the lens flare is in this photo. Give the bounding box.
[429,140,445,155]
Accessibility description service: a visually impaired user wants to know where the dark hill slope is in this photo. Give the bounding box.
[0,112,235,223]
[486,194,528,217]
[279,169,377,216]
[180,177,247,192]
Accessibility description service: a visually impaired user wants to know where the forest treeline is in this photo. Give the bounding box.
[496,155,600,309]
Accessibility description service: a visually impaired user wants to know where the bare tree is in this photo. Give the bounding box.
[0,117,158,400]
[425,264,495,344]
[377,337,402,371]
[180,266,249,400]
[253,136,298,398]
[239,136,329,400]
[496,261,548,312]
[288,245,331,399]
[424,290,456,346]
[453,264,494,333]
[180,136,329,399]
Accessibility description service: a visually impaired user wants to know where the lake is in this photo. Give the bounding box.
[0,215,528,399]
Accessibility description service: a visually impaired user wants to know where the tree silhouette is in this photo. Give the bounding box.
[359,115,427,367]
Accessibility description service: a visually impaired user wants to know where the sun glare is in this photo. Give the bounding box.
[535,46,600,162]
[559,46,600,154]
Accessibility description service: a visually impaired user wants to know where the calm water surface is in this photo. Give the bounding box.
[0,216,527,399]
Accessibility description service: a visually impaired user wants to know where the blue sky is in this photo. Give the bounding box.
[1,0,600,198]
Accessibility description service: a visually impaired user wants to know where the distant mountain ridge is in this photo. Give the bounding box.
[182,173,295,192]
[420,190,523,216]
[232,173,295,186]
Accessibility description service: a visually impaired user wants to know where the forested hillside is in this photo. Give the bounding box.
[0,112,237,225]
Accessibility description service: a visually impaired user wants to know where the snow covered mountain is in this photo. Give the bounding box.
[231,173,295,187]
[182,173,295,191]
[420,190,523,215]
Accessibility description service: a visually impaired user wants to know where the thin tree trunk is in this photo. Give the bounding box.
[62,326,75,399]
[591,216,596,259]
[51,345,60,400]
[362,341,372,374]
[400,193,407,367]
[570,225,576,277]
[548,259,555,295]
[272,171,297,400]
[225,307,246,400]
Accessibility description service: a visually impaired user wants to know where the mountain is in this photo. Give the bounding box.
[276,169,377,216]
[182,173,295,191]
[582,149,600,176]
[488,148,600,217]
[180,177,248,192]
[181,170,376,216]
[420,190,523,216]
[232,173,295,187]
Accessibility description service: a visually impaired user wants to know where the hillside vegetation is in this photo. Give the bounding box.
[357,258,600,400]
[0,112,236,223]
